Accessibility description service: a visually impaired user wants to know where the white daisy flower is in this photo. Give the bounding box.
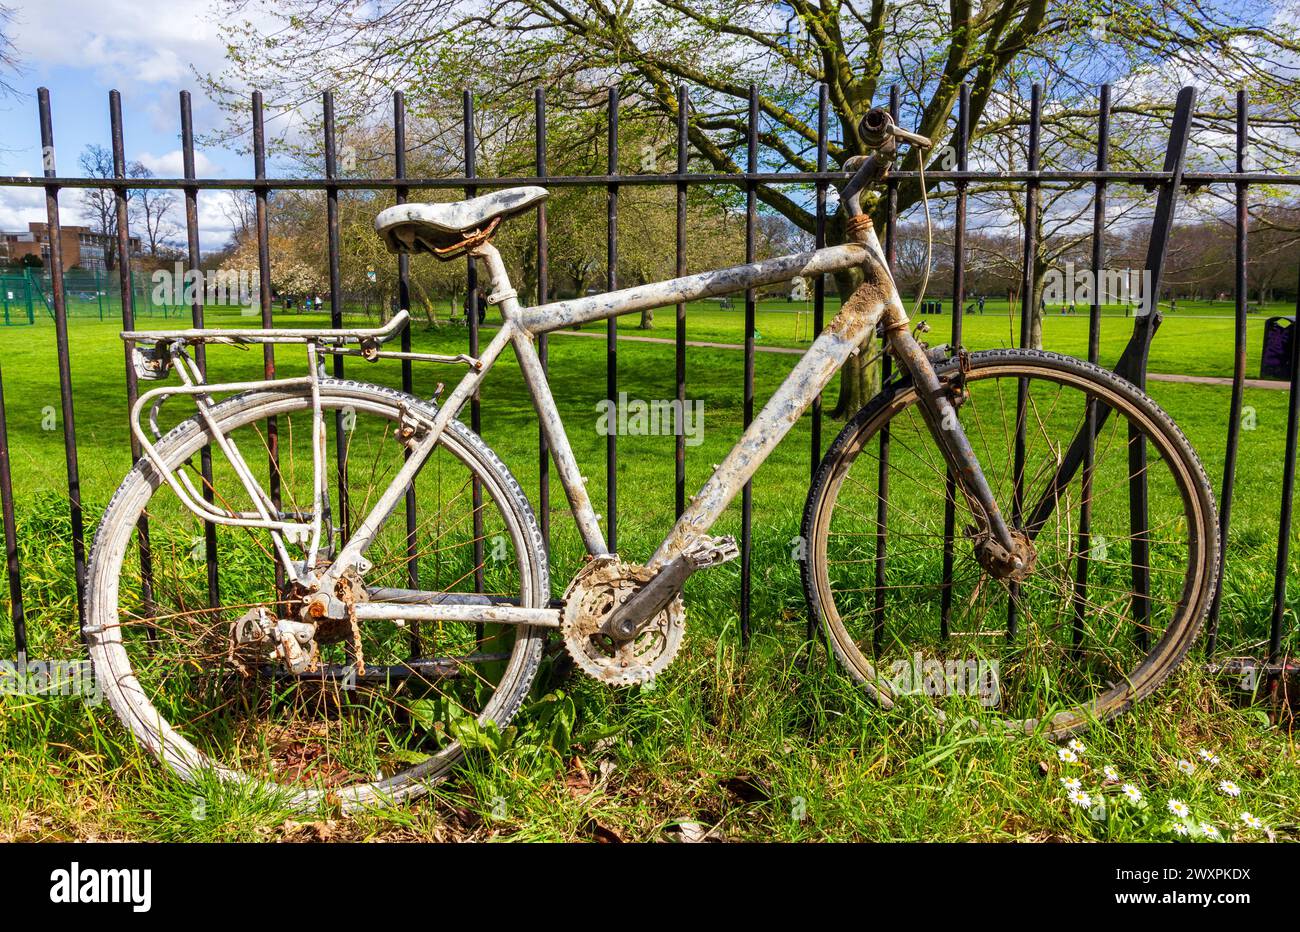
[1067,739,1086,754]
[1060,776,1082,791]
[1171,822,1189,836]
[1067,788,1092,809]
[1240,812,1263,830]
[1102,765,1119,782]
[1167,798,1191,818]
[1121,783,1142,803]
[1196,748,1220,765]
[1200,823,1221,839]
[1058,748,1079,764]
[1177,759,1196,776]
[1218,780,1241,798]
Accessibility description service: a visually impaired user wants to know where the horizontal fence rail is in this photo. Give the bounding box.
[0,80,1297,698]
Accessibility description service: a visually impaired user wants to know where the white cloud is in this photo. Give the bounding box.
[135,149,221,178]
[0,183,58,231]
[11,0,231,90]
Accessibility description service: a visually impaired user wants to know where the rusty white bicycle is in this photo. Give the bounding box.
[86,109,1218,810]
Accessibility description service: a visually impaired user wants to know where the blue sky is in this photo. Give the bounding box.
[0,0,275,250]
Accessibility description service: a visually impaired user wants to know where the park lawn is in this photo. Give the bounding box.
[0,303,1297,842]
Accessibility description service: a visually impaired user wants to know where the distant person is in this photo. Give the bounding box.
[978,295,985,314]
[314,295,323,311]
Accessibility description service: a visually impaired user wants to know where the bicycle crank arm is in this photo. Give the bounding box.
[601,535,739,641]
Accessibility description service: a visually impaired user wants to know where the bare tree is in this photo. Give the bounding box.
[221,190,257,248]
[128,163,180,258]
[77,144,121,270]
[0,5,23,99]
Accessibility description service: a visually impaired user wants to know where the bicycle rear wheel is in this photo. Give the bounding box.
[802,349,1218,737]
[86,379,548,810]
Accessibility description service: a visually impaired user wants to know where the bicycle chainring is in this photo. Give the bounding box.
[560,556,685,686]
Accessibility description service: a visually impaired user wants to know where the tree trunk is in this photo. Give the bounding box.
[639,307,654,329]
[1027,261,1048,349]
[1028,277,1046,349]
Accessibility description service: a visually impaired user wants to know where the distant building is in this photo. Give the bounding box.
[0,222,141,271]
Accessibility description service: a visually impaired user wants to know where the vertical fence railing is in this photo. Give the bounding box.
[1207,90,1249,655]
[111,89,158,622]
[252,91,285,600]
[464,91,486,598]
[674,85,690,521]
[940,82,970,640]
[871,85,899,654]
[535,89,552,557]
[806,82,829,642]
[1009,83,1042,641]
[394,92,422,612]
[1,80,1298,686]
[1070,83,1110,649]
[0,362,23,653]
[180,90,220,609]
[1272,268,1300,672]
[605,87,620,555]
[740,84,759,642]
[38,88,88,627]
[324,92,354,550]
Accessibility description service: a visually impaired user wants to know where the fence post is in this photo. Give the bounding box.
[535,88,552,557]
[740,83,758,643]
[1008,82,1042,640]
[463,89,485,597]
[1206,90,1250,655]
[871,85,901,653]
[606,86,619,554]
[38,87,88,625]
[1269,268,1300,673]
[392,91,421,617]
[180,90,220,608]
[675,84,690,521]
[1070,83,1111,650]
[0,363,24,653]
[252,91,284,599]
[110,89,156,622]
[940,81,971,640]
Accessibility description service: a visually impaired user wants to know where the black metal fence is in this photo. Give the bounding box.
[0,80,1298,682]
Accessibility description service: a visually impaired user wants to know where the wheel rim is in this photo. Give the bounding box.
[810,354,1213,735]
[88,384,544,807]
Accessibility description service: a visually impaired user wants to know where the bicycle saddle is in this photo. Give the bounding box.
[375,186,548,259]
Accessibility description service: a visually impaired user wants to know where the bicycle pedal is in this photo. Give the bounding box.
[683,535,740,569]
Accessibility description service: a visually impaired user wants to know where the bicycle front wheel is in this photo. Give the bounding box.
[86,379,548,811]
[802,349,1218,737]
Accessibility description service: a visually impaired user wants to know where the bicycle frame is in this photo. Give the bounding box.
[123,172,1019,633]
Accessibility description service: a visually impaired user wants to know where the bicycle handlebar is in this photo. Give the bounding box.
[841,108,932,218]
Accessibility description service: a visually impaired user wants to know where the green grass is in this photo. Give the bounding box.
[0,298,1297,842]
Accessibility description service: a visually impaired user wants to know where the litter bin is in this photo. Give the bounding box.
[1261,316,1295,381]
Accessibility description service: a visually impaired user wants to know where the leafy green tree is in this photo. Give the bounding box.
[210,0,1300,412]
